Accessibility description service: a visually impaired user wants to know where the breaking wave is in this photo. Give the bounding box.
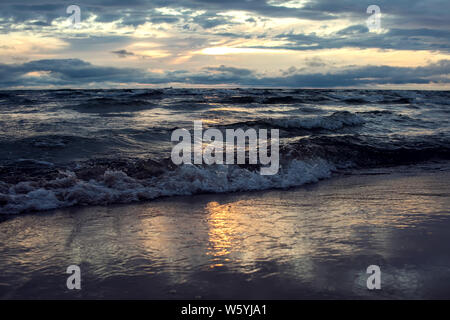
[0,159,334,214]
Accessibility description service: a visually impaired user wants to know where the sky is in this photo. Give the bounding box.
[0,0,449,89]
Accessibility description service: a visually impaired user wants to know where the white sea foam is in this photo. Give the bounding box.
[0,158,335,214]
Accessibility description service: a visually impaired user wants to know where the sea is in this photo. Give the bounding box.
[0,88,449,215]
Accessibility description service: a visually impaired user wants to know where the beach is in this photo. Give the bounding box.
[1,161,449,299]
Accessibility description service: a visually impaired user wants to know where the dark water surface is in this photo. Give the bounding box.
[1,89,449,214]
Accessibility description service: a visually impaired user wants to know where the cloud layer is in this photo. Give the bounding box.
[1,58,449,88]
[0,1,449,88]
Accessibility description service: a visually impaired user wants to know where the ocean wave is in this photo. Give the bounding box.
[222,111,365,131]
[343,98,369,104]
[1,88,449,214]
[66,97,155,113]
[379,97,413,104]
[2,131,450,214]
[0,159,334,214]
[271,111,365,130]
[281,135,450,167]
[262,96,300,104]
[220,96,256,104]
[132,89,164,99]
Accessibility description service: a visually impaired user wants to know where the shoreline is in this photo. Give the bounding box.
[1,162,449,299]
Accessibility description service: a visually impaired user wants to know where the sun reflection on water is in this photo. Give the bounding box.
[206,201,235,268]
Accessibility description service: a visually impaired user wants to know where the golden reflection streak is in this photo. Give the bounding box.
[204,199,311,271]
[206,201,234,268]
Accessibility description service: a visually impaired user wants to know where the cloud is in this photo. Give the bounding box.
[303,0,450,29]
[111,49,135,58]
[253,60,450,87]
[0,0,333,29]
[0,1,448,56]
[0,58,449,88]
[336,25,369,36]
[0,1,449,89]
[272,25,450,52]
[0,0,446,26]
[204,65,254,76]
[0,59,154,87]
[192,13,232,29]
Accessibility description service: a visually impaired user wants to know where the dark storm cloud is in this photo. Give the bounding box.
[1,58,449,88]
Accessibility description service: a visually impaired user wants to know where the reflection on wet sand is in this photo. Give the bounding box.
[206,201,233,267]
[205,200,312,274]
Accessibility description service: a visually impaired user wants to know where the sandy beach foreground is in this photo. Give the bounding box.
[1,162,449,299]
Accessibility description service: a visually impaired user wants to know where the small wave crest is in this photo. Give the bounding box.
[66,97,155,113]
[221,111,365,131]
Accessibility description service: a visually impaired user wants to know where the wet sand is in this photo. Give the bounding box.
[1,162,449,299]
